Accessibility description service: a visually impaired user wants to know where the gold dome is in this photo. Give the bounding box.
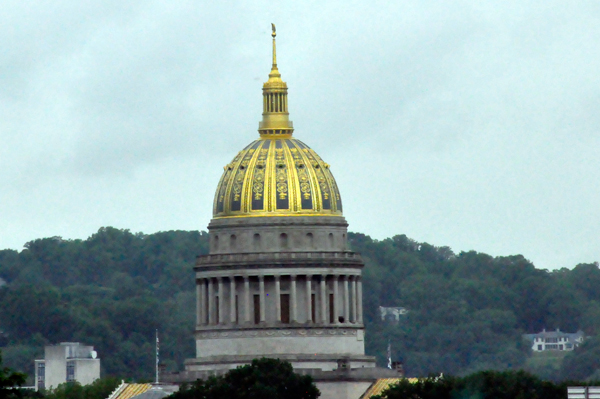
[212,26,343,219]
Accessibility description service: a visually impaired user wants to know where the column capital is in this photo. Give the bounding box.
[258,275,265,282]
[274,275,281,281]
[290,274,297,281]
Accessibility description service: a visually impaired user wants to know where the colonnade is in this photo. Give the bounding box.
[196,274,363,327]
[263,92,288,113]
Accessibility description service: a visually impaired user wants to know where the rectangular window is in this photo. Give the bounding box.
[311,294,316,322]
[235,295,239,324]
[537,345,542,351]
[215,297,220,324]
[329,294,335,324]
[37,362,45,390]
[281,294,290,323]
[254,295,260,324]
[66,361,75,382]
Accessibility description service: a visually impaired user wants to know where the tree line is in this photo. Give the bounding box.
[0,227,599,381]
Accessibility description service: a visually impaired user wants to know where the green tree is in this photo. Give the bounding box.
[169,358,319,399]
[0,350,27,399]
[45,377,121,399]
[373,371,567,399]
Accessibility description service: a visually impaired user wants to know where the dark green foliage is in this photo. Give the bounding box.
[0,350,27,399]
[349,233,600,379]
[1,227,599,381]
[44,377,121,399]
[373,371,570,399]
[169,358,319,399]
[0,228,208,380]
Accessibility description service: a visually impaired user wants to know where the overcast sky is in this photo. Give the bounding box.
[1,1,598,270]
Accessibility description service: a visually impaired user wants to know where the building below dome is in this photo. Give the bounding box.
[170,25,401,399]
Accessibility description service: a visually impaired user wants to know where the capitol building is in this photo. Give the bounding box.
[167,27,400,399]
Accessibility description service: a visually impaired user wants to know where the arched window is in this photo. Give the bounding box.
[328,233,334,249]
[306,233,314,249]
[230,234,237,250]
[214,235,219,250]
[280,233,288,250]
[253,233,261,251]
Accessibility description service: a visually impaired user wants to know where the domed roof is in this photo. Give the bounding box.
[213,138,342,218]
[212,26,342,219]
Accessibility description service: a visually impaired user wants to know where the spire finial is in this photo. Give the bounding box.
[271,23,277,66]
[258,24,293,138]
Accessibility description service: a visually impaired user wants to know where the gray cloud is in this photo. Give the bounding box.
[0,1,599,269]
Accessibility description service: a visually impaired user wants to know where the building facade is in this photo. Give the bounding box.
[185,26,375,375]
[34,342,100,391]
[523,329,584,352]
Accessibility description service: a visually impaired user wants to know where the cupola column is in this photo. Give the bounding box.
[320,276,327,324]
[230,277,236,324]
[197,279,204,326]
[244,277,251,324]
[218,277,224,324]
[208,278,215,325]
[357,277,363,323]
[351,276,357,323]
[290,275,297,323]
[275,275,282,322]
[306,275,312,323]
[333,275,339,324]
[343,275,349,324]
[259,276,266,323]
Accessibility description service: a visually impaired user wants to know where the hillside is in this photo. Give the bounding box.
[0,228,598,381]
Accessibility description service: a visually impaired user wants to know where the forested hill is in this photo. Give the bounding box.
[0,228,599,382]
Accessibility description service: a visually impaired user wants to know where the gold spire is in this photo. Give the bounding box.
[258,23,294,138]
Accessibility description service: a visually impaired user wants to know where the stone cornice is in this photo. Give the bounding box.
[195,251,363,269]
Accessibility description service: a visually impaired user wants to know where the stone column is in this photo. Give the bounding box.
[196,279,203,326]
[343,275,349,324]
[306,275,312,323]
[218,277,224,324]
[351,276,357,323]
[208,278,214,325]
[357,276,363,323]
[244,276,250,324]
[320,275,327,324]
[290,275,297,323]
[259,276,266,323]
[275,275,281,322]
[333,275,339,324]
[230,276,236,324]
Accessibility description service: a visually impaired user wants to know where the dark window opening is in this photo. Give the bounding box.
[280,233,288,250]
[215,298,220,324]
[281,294,290,323]
[311,294,316,322]
[254,295,260,324]
[306,233,314,248]
[253,234,261,250]
[329,294,335,323]
[66,361,75,382]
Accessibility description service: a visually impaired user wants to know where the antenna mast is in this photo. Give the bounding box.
[155,329,159,384]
